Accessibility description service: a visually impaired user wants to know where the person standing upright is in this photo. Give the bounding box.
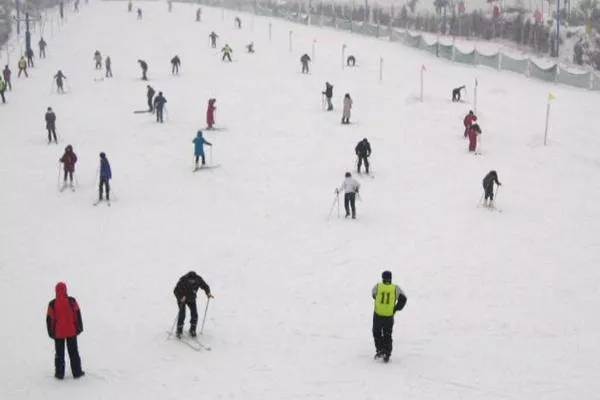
[46,282,85,380]
[46,107,58,144]
[336,172,360,219]
[372,271,407,363]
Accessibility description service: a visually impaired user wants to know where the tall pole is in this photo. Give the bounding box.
[16,0,21,36]
[556,0,560,57]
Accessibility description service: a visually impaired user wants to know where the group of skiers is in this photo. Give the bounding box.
[145,85,168,123]
[56,143,113,201]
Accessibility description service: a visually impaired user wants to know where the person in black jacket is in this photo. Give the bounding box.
[2,65,11,91]
[153,91,167,123]
[146,85,155,112]
[322,82,333,111]
[355,138,371,174]
[173,271,213,338]
[300,54,311,74]
[482,170,501,208]
[171,55,181,75]
[45,107,58,143]
[452,85,465,102]
[138,59,148,80]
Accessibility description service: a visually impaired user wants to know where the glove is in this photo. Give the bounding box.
[207,293,214,299]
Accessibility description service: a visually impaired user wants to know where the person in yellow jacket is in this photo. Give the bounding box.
[372,270,406,363]
[221,44,232,62]
[18,56,28,78]
[0,77,6,104]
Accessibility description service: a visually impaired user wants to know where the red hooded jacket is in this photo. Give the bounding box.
[46,282,83,339]
[60,147,77,172]
[463,113,477,128]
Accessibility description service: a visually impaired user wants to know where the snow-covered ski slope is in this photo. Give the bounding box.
[1,2,600,399]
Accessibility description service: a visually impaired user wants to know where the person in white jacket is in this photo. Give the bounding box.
[336,172,360,219]
[342,93,353,124]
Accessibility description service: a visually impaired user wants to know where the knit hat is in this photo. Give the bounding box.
[382,270,392,282]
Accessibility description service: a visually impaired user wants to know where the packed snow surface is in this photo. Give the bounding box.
[1,2,600,399]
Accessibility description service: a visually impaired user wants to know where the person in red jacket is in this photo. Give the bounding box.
[46,282,84,380]
[206,98,216,129]
[467,122,482,153]
[463,110,477,138]
[59,145,77,189]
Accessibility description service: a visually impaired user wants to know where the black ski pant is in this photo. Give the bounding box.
[147,96,154,111]
[301,62,309,74]
[40,48,46,58]
[0,90,5,104]
[156,107,164,123]
[222,53,231,62]
[484,184,494,201]
[141,70,147,80]
[63,170,73,183]
[344,192,356,218]
[325,96,333,111]
[47,127,57,142]
[99,178,110,200]
[106,67,112,78]
[452,89,461,102]
[177,300,198,332]
[172,64,179,74]
[357,155,369,174]
[18,68,28,77]
[54,337,83,378]
[211,40,216,48]
[27,57,34,67]
[372,313,394,356]
[95,61,101,69]
[4,79,11,90]
[195,155,206,165]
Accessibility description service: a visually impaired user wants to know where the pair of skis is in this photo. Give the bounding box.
[166,331,211,352]
[93,199,111,207]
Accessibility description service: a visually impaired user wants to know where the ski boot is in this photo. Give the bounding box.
[383,354,391,363]
[176,328,183,339]
[374,351,383,360]
[189,328,197,338]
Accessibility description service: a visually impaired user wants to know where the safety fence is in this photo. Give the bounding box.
[201,0,600,92]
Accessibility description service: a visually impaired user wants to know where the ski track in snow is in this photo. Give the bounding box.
[1,2,600,400]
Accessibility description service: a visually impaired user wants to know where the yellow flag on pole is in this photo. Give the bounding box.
[548,92,556,101]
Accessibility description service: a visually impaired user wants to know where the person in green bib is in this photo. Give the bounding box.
[372,270,407,362]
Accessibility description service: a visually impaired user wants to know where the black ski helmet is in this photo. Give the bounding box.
[345,172,351,178]
[382,270,392,282]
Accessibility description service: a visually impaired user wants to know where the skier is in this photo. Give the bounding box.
[39,37,47,58]
[482,170,501,208]
[17,56,28,78]
[234,16,242,28]
[153,91,167,123]
[209,31,218,48]
[206,98,216,129]
[26,48,35,68]
[371,271,407,363]
[0,77,6,104]
[146,85,155,112]
[59,145,77,188]
[336,172,360,219]
[300,53,311,74]
[98,152,112,203]
[54,70,67,93]
[45,107,58,143]
[137,59,148,80]
[173,271,213,339]
[196,7,202,21]
[137,8,142,19]
[246,42,255,53]
[93,50,102,70]
[2,65,11,90]
[105,56,113,78]
[342,93,353,124]
[467,122,482,153]
[355,138,371,174]
[192,131,213,169]
[463,110,477,138]
[127,0,132,12]
[322,82,333,111]
[46,282,85,380]
[170,55,181,75]
[452,85,466,102]
[346,55,356,67]
[221,44,233,62]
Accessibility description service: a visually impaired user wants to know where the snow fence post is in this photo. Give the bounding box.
[379,56,383,82]
[341,44,346,69]
[289,30,293,52]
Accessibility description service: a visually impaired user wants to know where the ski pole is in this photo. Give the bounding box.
[337,193,340,217]
[57,163,62,191]
[200,298,211,335]
[166,313,179,339]
[327,191,339,220]
[210,146,213,165]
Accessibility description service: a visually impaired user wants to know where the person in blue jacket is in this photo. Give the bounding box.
[99,152,112,202]
[193,131,212,168]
